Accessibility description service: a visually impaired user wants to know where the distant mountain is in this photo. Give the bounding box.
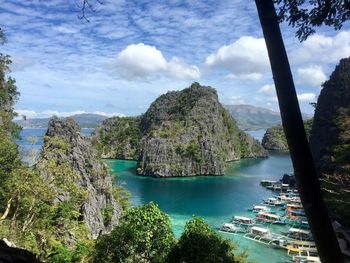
[224,104,313,131]
[15,113,109,128]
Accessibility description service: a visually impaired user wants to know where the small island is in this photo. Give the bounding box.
[92,83,268,177]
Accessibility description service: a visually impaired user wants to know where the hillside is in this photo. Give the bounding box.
[261,119,313,151]
[15,113,109,128]
[225,104,313,131]
[92,83,268,177]
[309,58,350,225]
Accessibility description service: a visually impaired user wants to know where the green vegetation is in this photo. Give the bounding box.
[94,202,176,263]
[94,203,250,263]
[262,119,313,151]
[92,116,141,159]
[167,217,249,263]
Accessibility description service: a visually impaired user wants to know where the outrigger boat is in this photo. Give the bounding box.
[263,197,285,206]
[256,211,287,225]
[232,216,255,227]
[286,240,317,255]
[244,226,288,246]
[219,223,245,233]
[260,180,278,187]
[282,228,313,241]
[292,255,320,263]
[248,205,270,213]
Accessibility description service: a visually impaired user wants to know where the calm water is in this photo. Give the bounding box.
[106,151,293,263]
[17,128,294,262]
[17,128,93,164]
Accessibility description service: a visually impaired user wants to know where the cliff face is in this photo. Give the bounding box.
[92,116,141,159]
[309,58,350,224]
[94,83,267,177]
[36,117,122,239]
[262,119,313,151]
[137,83,267,177]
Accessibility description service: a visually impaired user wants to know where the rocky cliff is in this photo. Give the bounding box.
[92,116,141,159]
[262,119,313,151]
[309,58,350,225]
[93,83,267,177]
[36,117,122,239]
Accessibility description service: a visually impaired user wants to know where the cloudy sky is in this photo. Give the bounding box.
[1,0,350,118]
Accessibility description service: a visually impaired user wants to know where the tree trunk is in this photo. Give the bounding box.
[254,1,343,262]
[0,196,13,220]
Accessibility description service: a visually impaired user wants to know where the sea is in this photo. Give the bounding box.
[17,128,293,263]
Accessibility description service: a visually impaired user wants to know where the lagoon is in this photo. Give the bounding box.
[107,151,293,263]
[18,128,293,262]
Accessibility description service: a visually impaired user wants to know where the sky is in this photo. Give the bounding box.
[1,0,350,119]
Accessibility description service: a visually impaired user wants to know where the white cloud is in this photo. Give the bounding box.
[116,43,200,80]
[297,93,316,102]
[15,109,37,119]
[167,57,200,79]
[297,65,327,87]
[258,84,275,94]
[205,36,270,79]
[14,110,125,119]
[225,73,263,80]
[292,31,350,64]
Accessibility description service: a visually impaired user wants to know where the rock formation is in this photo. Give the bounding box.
[36,117,122,239]
[262,119,313,151]
[93,83,267,177]
[92,116,141,159]
[309,58,350,224]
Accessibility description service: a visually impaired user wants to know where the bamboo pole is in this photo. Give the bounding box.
[254,1,343,262]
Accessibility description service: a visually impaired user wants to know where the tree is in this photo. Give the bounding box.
[93,202,176,263]
[254,1,343,262]
[275,0,350,41]
[167,217,248,263]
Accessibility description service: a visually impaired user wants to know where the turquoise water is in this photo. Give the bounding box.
[106,151,293,263]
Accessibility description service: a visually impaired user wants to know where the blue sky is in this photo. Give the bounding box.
[1,0,350,118]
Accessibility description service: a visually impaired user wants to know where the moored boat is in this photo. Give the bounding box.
[249,205,270,213]
[219,223,245,233]
[232,216,255,226]
[256,211,287,225]
[282,228,313,241]
[263,197,285,206]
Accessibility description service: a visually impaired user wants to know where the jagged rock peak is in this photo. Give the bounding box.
[37,117,122,240]
[137,82,267,177]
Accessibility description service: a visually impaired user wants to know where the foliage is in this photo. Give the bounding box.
[275,0,350,41]
[92,116,141,159]
[167,217,249,263]
[94,202,176,263]
[102,204,114,226]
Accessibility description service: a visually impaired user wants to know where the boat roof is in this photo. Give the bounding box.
[251,226,269,233]
[289,228,310,235]
[253,205,268,209]
[258,211,280,219]
[234,216,253,221]
[223,223,236,228]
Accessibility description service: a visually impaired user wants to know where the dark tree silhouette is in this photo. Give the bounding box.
[255,1,343,262]
[274,0,350,41]
[76,0,103,21]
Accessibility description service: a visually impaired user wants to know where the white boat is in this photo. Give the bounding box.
[263,197,285,206]
[256,211,287,225]
[260,180,278,187]
[249,205,270,213]
[292,255,320,263]
[232,216,255,226]
[283,228,313,241]
[286,240,318,255]
[220,223,245,233]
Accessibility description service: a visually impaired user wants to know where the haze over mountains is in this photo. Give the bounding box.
[15,105,313,131]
